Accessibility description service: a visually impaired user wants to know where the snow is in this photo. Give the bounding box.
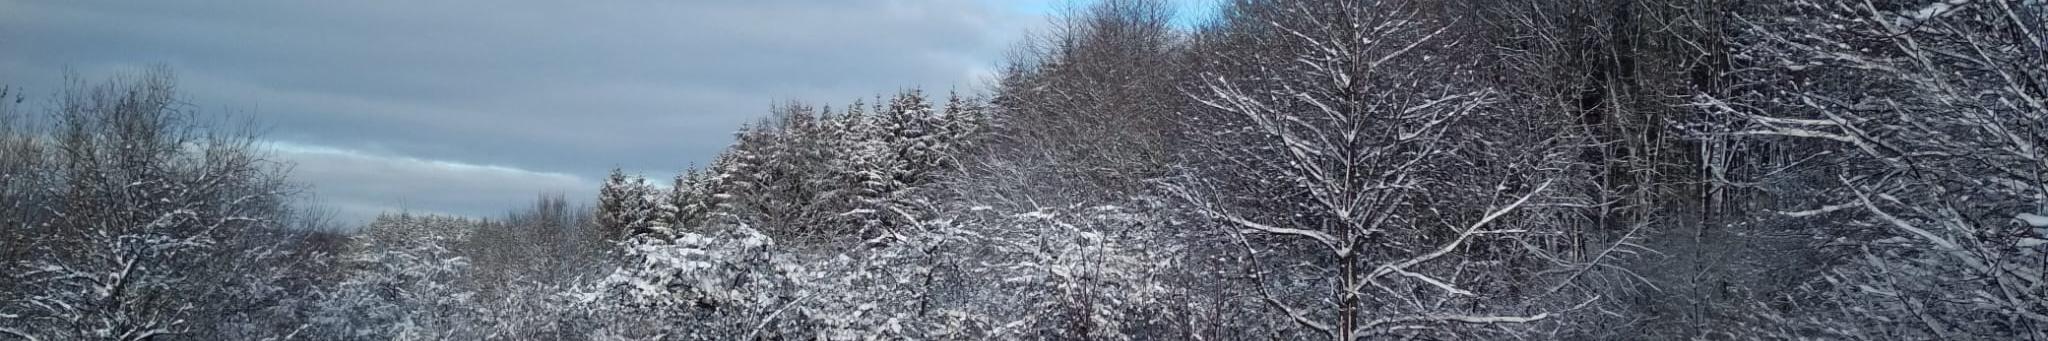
[2017,213,2048,228]
[1014,210,1058,220]
[1905,1,1968,21]
[1908,2,1954,21]
[1892,1,1972,28]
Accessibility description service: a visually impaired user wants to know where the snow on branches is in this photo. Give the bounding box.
[1693,0,2048,338]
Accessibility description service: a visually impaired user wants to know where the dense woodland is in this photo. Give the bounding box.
[2,0,2045,339]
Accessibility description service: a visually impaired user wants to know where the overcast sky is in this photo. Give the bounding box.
[0,0,1203,224]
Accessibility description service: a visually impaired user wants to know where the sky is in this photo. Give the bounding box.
[0,0,1212,225]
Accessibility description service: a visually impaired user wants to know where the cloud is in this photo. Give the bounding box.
[1,0,1054,225]
[270,141,593,224]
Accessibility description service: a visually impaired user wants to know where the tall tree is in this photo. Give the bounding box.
[597,168,660,241]
[1168,1,1608,338]
[988,0,1187,197]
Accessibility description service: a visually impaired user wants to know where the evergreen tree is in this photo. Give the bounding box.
[596,168,658,241]
[815,101,888,231]
[711,121,806,233]
[663,168,714,230]
[880,90,945,187]
[770,103,830,233]
[597,169,633,237]
[940,91,990,159]
[647,176,682,238]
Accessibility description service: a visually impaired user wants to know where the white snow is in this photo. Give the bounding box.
[1014,210,1058,220]
[2018,238,2048,248]
[1908,3,1953,20]
[1895,0,1971,27]
[2017,213,2048,228]
[1906,1,1969,21]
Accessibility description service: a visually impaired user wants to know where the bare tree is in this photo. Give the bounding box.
[1165,1,1613,339]
[1,68,304,340]
[987,0,1187,199]
[1694,0,2048,338]
[0,85,47,273]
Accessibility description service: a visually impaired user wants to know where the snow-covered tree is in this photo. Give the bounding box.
[710,125,779,223]
[0,85,43,267]
[879,90,948,188]
[832,103,897,210]
[988,0,1187,197]
[1692,0,2048,338]
[955,203,1184,339]
[661,168,716,231]
[938,91,990,159]
[309,215,483,340]
[1167,1,1613,338]
[0,69,314,340]
[597,169,663,241]
[575,224,807,340]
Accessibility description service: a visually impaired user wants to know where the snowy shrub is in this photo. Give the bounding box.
[575,225,806,340]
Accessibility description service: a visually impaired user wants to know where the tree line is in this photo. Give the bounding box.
[3,0,2044,339]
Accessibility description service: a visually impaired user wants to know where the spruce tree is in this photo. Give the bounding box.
[881,90,942,187]
[663,168,714,230]
[596,168,635,239]
[646,173,682,238]
[596,168,658,241]
[939,91,989,159]
[711,122,798,230]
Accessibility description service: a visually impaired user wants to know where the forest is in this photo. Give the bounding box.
[2,0,2045,339]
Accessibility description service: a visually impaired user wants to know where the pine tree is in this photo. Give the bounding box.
[940,91,989,158]
[663,168,714,230]
[817,99,898,235]
[710,123,787,227]
[770,103,829,232]
[630,182,670,240]
[647,174,682,238]
[597,169,634,239]
[805,106,846,217]
[596,168,658,241]
[881,90,944,187]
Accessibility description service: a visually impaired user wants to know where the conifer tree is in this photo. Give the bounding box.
[770,103,830,232]
[663,168,714,230]
[596,168,658,241]
[596,169,634,239]
[711,125,773,219]
[647,178,682,238]
[880,90,944,187]
[940,91,989,158]
[711,118,821,236]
